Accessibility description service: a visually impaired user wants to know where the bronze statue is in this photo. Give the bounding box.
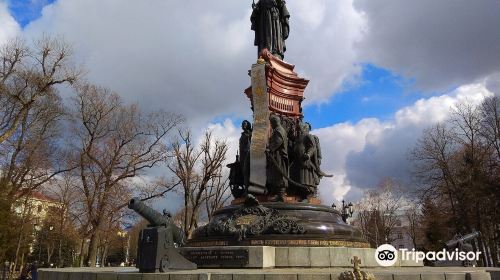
[251,0,290,60]
[239,120,252,187]
[266,115,288,202]
[290,122,318,199]
[306,122,322,186]
[306,122,322,165]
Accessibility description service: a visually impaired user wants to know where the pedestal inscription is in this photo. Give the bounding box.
[249,61,270,193]
[181,249,249,267]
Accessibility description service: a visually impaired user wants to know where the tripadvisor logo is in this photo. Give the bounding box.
[375,244,482,267]
[375,244,398,266]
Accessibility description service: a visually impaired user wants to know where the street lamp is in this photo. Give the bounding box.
[340,200,354,223]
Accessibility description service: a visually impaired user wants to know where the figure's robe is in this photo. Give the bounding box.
[290,133,317,189]
[239,130,252,186]
[311,134,322,185]
[251,0,290,59]
[267,125,288,192]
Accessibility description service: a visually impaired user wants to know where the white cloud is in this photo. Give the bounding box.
[0,2,20,45]
[14,0,366,131]
[485,73,500,97]
[287,0,366,103]
[204,119,240,164]
[354,0,500,92]
[314,82,493,203]
[294,0,327,30]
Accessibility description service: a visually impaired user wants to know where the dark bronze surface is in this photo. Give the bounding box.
[251,0,290,59]
[187,239,369,248]
[266,115,288,201]
[188,202,368,247]
[128,198,197,272]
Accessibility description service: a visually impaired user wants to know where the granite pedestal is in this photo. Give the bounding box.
[38,267,499,280]
[178,247,423,268]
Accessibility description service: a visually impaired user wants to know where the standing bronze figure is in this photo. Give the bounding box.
[290,122,318,200]
[251,0,290,60]
[266,115,289,201]
[306,122,323,186]
[240,120,252,187]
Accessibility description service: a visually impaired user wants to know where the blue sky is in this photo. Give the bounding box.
[304,64,424,128]
[6,0,55,27]
[214,64,432,130]
[3,0,498,203]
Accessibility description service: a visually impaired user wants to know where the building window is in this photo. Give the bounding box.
[399,245,404,249]
[397,232,403,239]
[37,205,42,213]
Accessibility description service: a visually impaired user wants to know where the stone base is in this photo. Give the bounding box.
[179,246,424,268]
[38,267,499,280]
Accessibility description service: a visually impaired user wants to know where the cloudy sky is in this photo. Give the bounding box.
[1,0,499,207]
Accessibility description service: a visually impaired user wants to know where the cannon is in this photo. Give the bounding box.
[445,232,480,250]
[433,231,481,267]
[128,198,197,272]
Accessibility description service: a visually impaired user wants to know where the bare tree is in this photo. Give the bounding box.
[0,90,70,199]
[404,201,422,249]
[11,195,37,273]
[169,130,228,238]
[480,96,500,161]
[205,175,231,222]
[410,123,462,225]
[354,178,407,247]
[0,37,80,145]
[0,36,81,265]
[46,174,81,267]
[69,83,182,266]
[0,37,81,230]
[411,99,500,265]
[0,82,74,265]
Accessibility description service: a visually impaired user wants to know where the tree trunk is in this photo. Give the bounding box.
[47,242,55,265]
[85,233,98,267]
[102,243,109,267]
[13,198,31,272]
[18,251,25,277]
[58,239,63,267]
[13,223,25,272]
[187,204,202,239]
[58,210,65,267]
[78,238,85,267]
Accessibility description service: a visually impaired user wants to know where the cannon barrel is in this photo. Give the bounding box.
[128,198,169,227]
[445,232,480,248]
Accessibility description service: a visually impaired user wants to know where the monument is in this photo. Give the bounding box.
[184,0,370,259]
[39,2,498,279]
